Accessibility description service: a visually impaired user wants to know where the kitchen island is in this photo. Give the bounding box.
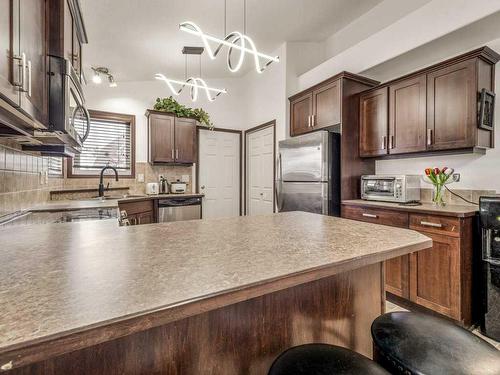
[0,212,431,374]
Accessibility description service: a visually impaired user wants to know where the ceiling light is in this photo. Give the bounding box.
[155,74,226,102]
[92,71,102,84]
[108,75,117,88]
[178,0,279,74]
[155,46,226,102]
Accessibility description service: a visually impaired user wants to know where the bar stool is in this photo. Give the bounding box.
[371,312,500,375]
[268,343,389,375]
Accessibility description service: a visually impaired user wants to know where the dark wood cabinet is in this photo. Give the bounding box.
[118,199,155,226]
[359,87,388,157]
[409,232,460,320]
[341,203,473,326]
[147,110,198,164]
[290,92,312,136]
[148,112,175,163]
[0,0,20,107]
[427,60,476,151]
[174,117,197,163]
[389,75,427,154]
[358,47,499,158]
[19,0,47,124]
[312,79,341,130]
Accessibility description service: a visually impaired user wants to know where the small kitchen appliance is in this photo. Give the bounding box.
[170,180,187,194]
[146,182,159,195]
[479,196,500,341]
[158,197,202,222]
[361,175,421,203]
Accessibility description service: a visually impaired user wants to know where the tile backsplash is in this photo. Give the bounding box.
[0,141,194,217]
[420,188,497,205]
[0,142,64,217]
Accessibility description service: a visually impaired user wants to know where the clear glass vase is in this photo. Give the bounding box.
[432,183,446,207]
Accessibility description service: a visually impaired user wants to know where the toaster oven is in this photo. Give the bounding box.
[361,175,421,203]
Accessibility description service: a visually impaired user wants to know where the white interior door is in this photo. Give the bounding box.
[247,125,275,216]
[198,129,240,218]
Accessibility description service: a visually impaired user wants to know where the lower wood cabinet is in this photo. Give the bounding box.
[342,203,473,325]
[118,199,155,226]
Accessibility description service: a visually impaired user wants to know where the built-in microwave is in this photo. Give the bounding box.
[361,175,421,203]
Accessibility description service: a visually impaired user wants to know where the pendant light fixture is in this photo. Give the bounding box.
[179,0,279,74]
[155,46,227,102]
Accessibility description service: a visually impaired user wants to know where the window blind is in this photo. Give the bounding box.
[73,116,132,174]
[48,157,63,176]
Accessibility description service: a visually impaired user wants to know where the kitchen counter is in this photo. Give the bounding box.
[0,211,431,372]
[342,199,479,217]
[29,193,205,212]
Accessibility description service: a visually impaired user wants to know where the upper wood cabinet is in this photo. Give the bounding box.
[427,60,476,151]
[359,47,500,158]
[147,110,198,165]
[312,79,341,129]
[290,92,312,136]
[359,87,388,157]
[289,74,377,137]
[0,0,46,124]
[389,75,427,154]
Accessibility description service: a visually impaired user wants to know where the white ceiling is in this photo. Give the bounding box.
[80,0,383,82]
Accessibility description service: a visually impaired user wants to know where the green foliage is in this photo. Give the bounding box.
[153,97,214,129]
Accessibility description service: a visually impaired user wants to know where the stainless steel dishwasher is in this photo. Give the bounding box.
[158,197,202,222]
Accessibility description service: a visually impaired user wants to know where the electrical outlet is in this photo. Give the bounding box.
[137,173,145,182]
[453,173,461,182]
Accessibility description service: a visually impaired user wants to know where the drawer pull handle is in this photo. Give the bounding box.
[420,221,442,228]
[362,213,378,218]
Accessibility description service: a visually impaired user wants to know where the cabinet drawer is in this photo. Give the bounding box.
[342,205,408,228]
[118,200,154,215]
[409,214,460,237]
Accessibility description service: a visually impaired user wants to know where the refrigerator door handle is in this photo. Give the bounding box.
[275,153,284,211]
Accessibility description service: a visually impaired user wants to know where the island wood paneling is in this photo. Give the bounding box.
[8,263,384,375]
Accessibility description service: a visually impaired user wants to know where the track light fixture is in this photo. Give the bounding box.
[91,67,118,88]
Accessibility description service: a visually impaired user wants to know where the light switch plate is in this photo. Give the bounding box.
[137,173,145,182]
[181,175,190,183]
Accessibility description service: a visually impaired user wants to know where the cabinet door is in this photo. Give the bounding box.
[427,60,476,150]
[410,232,460,320]
[389,75,427,154]
[312,79,340,129]
[290,92,312,136]
[137,211,154,225]
[0,0,20,106]
[174,117,197,164]
[19,0,46,124]
[149,114,175,163]
[386,255,410,298]
[359,87,388,157]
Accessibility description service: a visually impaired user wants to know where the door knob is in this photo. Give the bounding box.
[201,185,205,189]
[260,192,264,196]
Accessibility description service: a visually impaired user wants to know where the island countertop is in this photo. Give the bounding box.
[0,211,431,369]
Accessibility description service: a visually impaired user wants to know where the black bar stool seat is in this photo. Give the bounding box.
[371,312,500,375]
[268,343,389,375]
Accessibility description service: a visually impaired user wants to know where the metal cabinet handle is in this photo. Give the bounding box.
[200,185,205,190]
[176,149,179,159]
[27,60,32,97]
[12,53,27,92]
[427,129,433,146]
[382,136,387,150]
[312,114,315,127]
[389,135,394,149]
[362,213,378,218]
[420,221,442,228]
[171,149,174,159]
[308,115,311,128]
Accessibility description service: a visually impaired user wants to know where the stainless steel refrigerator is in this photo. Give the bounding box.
[276,131,340,216]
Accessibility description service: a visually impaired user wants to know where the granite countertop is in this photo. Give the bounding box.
[342,199,479,217]
[0,211,431,366]
[29,193,205,212]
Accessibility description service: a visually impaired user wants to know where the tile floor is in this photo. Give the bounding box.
[385,300,500,350]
